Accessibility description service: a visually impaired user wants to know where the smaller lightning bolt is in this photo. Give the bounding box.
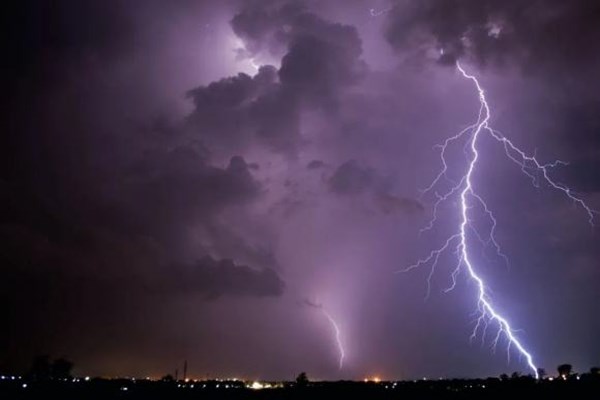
[322,309,345,370]
[304,299,345,370]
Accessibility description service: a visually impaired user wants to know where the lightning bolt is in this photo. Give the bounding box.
[322,309,345,370]
[403,61,597,378]
[304,299,345,370]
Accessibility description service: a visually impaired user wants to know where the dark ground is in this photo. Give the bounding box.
[1,376,599,399]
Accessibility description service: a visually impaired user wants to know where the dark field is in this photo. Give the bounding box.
[1,376,599,399]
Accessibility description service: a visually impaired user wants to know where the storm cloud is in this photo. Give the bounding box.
[186,2,367,155]
[171,256,284,300]
[384,0,600,73]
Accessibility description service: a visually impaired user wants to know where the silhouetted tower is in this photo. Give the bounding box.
[175,368,179,381]
[183,360,188,381]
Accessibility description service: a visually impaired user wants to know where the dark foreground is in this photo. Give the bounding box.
[1,376,599,399]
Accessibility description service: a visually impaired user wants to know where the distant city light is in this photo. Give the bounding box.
[250,381,264,390]
[22,383,27,389]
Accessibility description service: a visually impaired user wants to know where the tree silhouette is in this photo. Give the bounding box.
[27,356,73,380]
[557,364,572,378]
[51,358,73,380]
[295,372,309,387]
[590,367,600,375]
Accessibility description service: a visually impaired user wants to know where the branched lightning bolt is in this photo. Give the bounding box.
[403,62,597,378]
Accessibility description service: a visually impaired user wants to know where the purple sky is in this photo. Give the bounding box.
[2,0,600,380]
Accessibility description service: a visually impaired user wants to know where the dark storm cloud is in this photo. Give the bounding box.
[233,0,367,90]
[307,160,326,170]
[385,0,600,72]
[0,143,268,330]
[185,66,281,150]
[279,30,365,101]
[0,142,262,252]
[230,1,302,56]
[0,149,267,286]
[185,1,367,154]
[329,160,424,215]
[375,193,424,215]
[329,160,376,195]
[185,64,301,153]
[117,150,261,236]
[201,222,280,272]
[170,256,284,300]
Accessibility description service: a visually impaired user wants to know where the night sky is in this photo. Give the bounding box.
[2,0,600,380]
